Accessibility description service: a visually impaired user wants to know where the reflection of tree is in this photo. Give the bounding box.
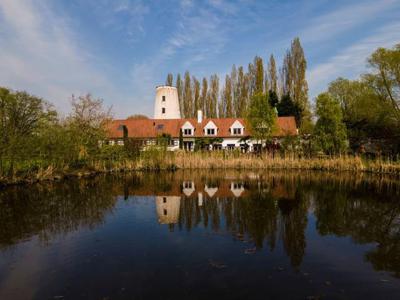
[173,177,309,269]
[0,177,117,249]
[278,189,308,268]
[313,182,400,277]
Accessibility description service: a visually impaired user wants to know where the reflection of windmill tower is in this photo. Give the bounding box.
[156,196,181,224]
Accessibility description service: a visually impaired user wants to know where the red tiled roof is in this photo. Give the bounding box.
[107,116,297,139]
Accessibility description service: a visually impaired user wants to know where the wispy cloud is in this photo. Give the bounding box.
[301,0,399,44]
[129,0,234,114]
[0,0,121,113]
[308,21,400,98]
[92,0,150,41]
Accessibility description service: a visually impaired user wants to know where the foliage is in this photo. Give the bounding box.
[268,90,279,108]
[277,94,301,124]
[325,44,400,154]
[164,37,307,120]
[314,93,348,155]
[67,94,112,160]
[0,88,57,174]
[127,114,148,119]
[246,93,277,146]
[165,73,173,86]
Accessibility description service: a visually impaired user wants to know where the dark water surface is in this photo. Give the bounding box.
[0,171,400,300]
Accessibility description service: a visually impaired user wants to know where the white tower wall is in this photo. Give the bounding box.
[154,86,181,119]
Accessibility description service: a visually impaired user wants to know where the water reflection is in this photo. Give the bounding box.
[0,171,399,280]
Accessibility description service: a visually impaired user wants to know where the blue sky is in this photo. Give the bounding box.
[0,0,399,118]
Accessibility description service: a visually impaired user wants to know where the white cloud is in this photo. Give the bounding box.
[308,21,400,98]
[301,0,399,44]
[0,0,120,113]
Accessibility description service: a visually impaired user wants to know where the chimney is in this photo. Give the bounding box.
[197,110,203,123]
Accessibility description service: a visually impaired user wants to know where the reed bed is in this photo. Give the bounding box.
[1,151,399,186]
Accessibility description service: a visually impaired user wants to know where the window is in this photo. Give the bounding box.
[184,129,192,135]
[162,107,166,114]
[163,197,167,203]
[156,124,164,130]
[207,128,215,135]
[233,183,243,189]
[184,182,192,189]
[162,96,166,102]
[233,128,242,135]
[163,209,167,216]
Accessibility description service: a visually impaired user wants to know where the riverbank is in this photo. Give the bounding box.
[1,152,399,186]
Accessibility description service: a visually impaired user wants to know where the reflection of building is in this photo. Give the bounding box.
[156,196,181,224]
[230,182,245,197]
[205,184,218,197]
[182,181,195,196]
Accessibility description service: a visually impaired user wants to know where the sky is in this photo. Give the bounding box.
[0,0,399,118]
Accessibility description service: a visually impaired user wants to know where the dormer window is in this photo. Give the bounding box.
[207,128,216,135]
[233,128,242,135]
[162,96,166,102]
[184,129,192,135]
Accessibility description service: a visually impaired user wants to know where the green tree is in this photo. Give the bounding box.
[328,78,392,151]
[267,54,278,95]
[363,44,400,126]
[268,90,279,108]
[222,75,233,117]
[208,74,219,118]
[183,71,193,118]
[0,88,56,174]
[281,38,311,130]
[277,94,301,125]
[176,73,183,116]
[201,77,208,115]
[67,94,112,160]
[193,76,200,115]
[246,93,277,149]
[127,114,149,119]
[314,93,348,155]
[235,66,249,117]
[254,56,264,95]
[165,73,173,86]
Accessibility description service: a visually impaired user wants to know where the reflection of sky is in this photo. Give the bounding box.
[0,176,400,299]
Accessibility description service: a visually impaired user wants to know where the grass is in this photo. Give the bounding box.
[1,151,400,186]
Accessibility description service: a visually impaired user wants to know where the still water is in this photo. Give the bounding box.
[0,171,399,299]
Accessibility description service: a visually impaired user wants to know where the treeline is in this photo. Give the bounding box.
[318,44,400,155]
[0,89,115,177]
[165,37,311,131]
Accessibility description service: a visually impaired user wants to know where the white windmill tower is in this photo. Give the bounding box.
[154,86,181,119]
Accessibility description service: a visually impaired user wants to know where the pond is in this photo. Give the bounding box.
[0,171,399,299]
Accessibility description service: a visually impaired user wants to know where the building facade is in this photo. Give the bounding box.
[107,86,298,151]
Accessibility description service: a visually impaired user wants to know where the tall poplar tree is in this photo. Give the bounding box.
[281,37,311,129]
[201,77,208,116]
[183,71,193,118]
[268,54,278,95]
[193,76,200,116]
[236,66,249,117]
[224,75,233,117]
[176,74,183,116]
[209,74,219,118]
[231,65,238,117]
[166,73,173,86]
[254,56,264,95]
[248,62,256,97]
